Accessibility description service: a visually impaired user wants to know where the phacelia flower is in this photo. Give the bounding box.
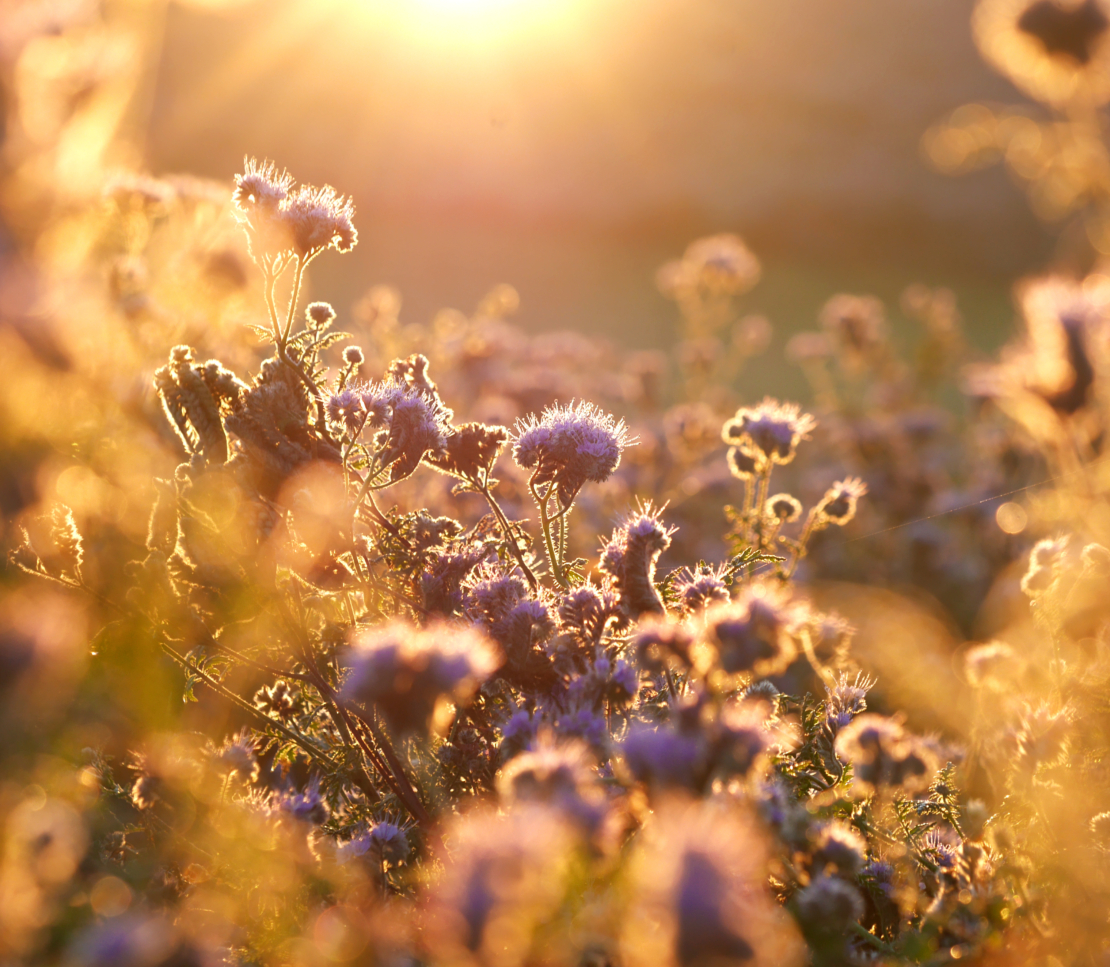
[424,805,575,963]
[794,874,865,935]
[766,493,803,523]
[672,564,731,615]
[341,620,502,733]
[307,301,336,327]
[276,777,329,825]
[835,714,937,794]
[598,503,675,618]
[621,799,803,967]
[1022,535,1070,595]
[513,401,635,507]
[815,477,868,525]
[703,582,803,678]
[722,398,816,467]
[428,422,510,481]
[824,672,875,730]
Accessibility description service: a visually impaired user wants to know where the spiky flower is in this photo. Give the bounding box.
[722,398,816,467]
[672,564,730,615]
[513,401,635,507]
[598,503,675,618]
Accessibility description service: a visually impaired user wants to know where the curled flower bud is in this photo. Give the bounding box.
[673,564,730,615]
[815,477,868,525]
[342,345,364,366]
[598,503,675,618]
[766,493,803,523]
[726,444,759,479]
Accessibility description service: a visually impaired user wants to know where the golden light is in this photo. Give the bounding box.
[357,0,590,51]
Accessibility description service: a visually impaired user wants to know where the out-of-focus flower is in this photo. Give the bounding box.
[341,620,501,733]
[1021,535,1070,595]
[621,798,803,967]
[835,714,937,794]
[656,233,762,299]
[672,564,731,615]
[815,477,869,526]
[423,805,576,966]
[703,582,803,678]
[974,0,1110,106]
[722,398,816,468]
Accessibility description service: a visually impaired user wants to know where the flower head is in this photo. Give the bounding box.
[703,581,803,678]
[815,477,868,525]
[513,401,635,507]
[974,0,1110,106]
[835,714,937,794]
[341,620,501,733]
[722,398,815,467]
[598,502,675,618]
[672,564,730,615]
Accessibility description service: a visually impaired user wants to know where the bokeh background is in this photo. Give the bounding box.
[8,0,1068,394]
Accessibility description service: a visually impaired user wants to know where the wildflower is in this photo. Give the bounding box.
[726,443,760,479]
[722,398,816,467]
[513,400,635,507]
[253,679,298,721]
[766,493,803,523]
[820,293,887,359]
[824,672,875,730]
[276,777,328,825]
[497,737,611,840]
[420,541,494,615]
[1090,811,1110,846]
[49,505,83,575]
[809,822,867,877]
[424,805,575,963]
[794,874,865,935]
[835,714,936,794]
[307,301,336,328]
[621,723,706,788]
[656,233,762,299]
[282,183,357,256]
[1021,535,1069,595]
[556,581,627,646]
[368,822,411,864]
[376,386,453,482]
[672,564,730,615]
[341,620,501,733]
[232,157,293,214]
[632,616,697,673]
[598,503,675,618]
[815,477,868,525]
[703,582,802,678]
[215,731,259,782]
[621,799,803,967]
[428,422,510,481]
[326,387,365,435]
[343,345,364,366]
[974,0,1110,106]
[964,641,1022,689]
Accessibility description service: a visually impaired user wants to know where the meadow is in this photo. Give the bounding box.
[1,1,1109,965]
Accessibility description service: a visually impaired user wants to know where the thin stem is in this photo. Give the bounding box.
[531,476,566,589]
[476,479,539,590]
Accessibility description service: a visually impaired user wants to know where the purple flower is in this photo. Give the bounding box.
[598,503,675,618]
[341,620,502,733]
[722,397,815,466]
[513,400,635,507]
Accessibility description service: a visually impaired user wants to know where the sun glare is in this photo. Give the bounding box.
[355,0,584,50]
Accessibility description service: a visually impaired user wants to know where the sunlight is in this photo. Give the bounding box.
[359,0,586,50]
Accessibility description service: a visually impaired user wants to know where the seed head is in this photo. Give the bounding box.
[816,477,868,525]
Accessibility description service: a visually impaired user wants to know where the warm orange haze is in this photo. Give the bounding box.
[0,1,1109,965]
